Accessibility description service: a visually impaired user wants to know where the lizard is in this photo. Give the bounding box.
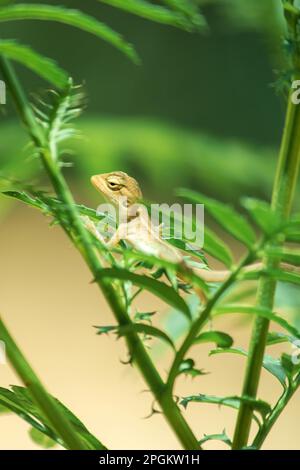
[82,171,298,301]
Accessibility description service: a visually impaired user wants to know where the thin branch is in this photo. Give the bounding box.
[0,315,92,450]
[0,57,199,450]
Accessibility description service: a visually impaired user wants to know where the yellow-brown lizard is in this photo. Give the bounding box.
[83,170,243,278]
[83,171,298,299]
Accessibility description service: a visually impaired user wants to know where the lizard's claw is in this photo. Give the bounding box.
[81,215,94,231]
[81,216,106,244]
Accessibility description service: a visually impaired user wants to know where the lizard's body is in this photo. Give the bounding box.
[84,171,238,285]
[82,171,299,303]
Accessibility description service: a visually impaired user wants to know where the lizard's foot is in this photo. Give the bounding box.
[81,216,106,243]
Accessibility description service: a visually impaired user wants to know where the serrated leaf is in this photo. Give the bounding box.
[284,217,300,242]
[134,311,156,322]
[0,403,10,414]
[166,237,207,263]
[271,270,300,285]
[99,0,204,31]
[243,268,300,287]
[266,247,300,266]
[281,353,300,379]
[95,325,116,335]
[194,330,233,348]
[95,267,192,321]
[123,250,209,295]
[3,190,49,211]
[223,286,257,304]
[285,232,300,243]
[180,393,271,420]
[0,386,104,450]
[177,188,256,248]
[204,226,233,268]
[0,40,68,88]
[95,322,175,350]
[0,4,138,63]
[145,199,233,267]
[241,197,280,235]
[29,427,56,449]
[267,331,294,345]
[213,305,300,338]
[198,430,232,448]
[177,358,207,377]
[210,347,287,388]
[162,0,206,30]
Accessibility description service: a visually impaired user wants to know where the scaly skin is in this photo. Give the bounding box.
[84,171,299,297]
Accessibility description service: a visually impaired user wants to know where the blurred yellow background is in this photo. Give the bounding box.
[1,0,300,450]
[0,205,299,449]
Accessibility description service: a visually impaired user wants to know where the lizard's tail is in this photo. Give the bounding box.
[180,261,300,305]
[192,261,300,283]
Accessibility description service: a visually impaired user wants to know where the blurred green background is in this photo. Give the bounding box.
[2,0,300,450]
[0,0,291,207]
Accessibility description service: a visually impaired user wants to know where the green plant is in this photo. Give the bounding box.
[1,0,300,451]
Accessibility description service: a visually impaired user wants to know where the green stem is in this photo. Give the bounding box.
[0,57,199,450]
[166,251,254,392]
[251,380,298,449]
[232,89,300,449]
[0,315,91,450]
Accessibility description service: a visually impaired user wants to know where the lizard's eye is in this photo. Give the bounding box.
[107,180,120,190]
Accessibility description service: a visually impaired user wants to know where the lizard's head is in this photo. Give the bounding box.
[91,171,143,207]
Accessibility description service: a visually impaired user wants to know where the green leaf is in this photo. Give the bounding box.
[241,197,280,235]
[267,331,294,345]
[29,427,57,449]
[95,325,116,335]
[180,393,271,420]
[198,430,232,448]
[163,237,207,263]
[145,199,233,267]
[2,190,108,223]
[95,267,192,320]
[123,250,209,295]
[284,217,300,242]
[177,358,207,377]
[266,247,300,266]
[223,286,257,304]
[213,305,300,339]
[194,330,233,348]
[281,353,300,380]
[243,269,300,287]
[134,311,156,322]
[95,322,175,350]
[204,227,233,268]
[98,0,204,31]
[0,4,138,63]
[177,188,256,248]
[0,403,10,414]
[0,386,104,450]
[0,40,68,88]
[161,0,206,30]
[3,190,49,211]
[209,347,287,388]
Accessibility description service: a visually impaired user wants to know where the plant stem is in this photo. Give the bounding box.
[232,88,300,449]
[0,315,91,450]
[166,251,255,392]
[251,379,298,449]
[0,57,199,450]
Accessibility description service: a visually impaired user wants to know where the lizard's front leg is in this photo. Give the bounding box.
[81,216,106,244]
[81,216,126,249]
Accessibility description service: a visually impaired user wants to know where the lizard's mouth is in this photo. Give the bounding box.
[90,174,104,192]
